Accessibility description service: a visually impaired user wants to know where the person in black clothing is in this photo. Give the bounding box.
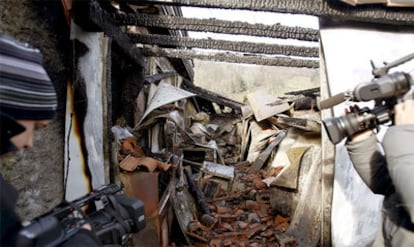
[0,33,100,246]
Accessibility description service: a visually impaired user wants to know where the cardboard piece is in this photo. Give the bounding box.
[246,89,289,122]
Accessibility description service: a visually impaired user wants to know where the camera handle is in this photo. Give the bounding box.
[371,53,414,78]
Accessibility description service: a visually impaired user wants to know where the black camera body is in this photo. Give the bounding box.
[17,184,146,247]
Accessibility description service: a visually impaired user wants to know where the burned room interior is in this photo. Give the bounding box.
[0,0,413,247]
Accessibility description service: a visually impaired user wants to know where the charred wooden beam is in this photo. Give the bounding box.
[144,71,178,84]
[78,0,193,80]
[184,168,211,215]
[160,5,189,37]
[122,0,414,26]
[75,0,144,66]
[142,46,319,68]
[181,79,245,114]
[130,33,319,58]
[285,87,320,96]
[113,13,319,41]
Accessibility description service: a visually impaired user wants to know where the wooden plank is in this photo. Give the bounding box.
[246,89,290,122]
[64,24,108,200]
[319,40,333,247]
[248,130,287,172]
[285,146,322,247]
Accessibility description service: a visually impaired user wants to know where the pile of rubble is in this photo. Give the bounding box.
[112,81,322,247]
[181,161,297,247]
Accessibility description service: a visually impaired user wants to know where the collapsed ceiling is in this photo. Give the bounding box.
[71,0,412,80]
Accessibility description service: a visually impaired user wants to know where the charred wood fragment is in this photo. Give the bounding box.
[142,46,319,68]
[184,169,211,215]
[121,69,145,127]
[144,71,178,84]
[123,0,414,26]
[181,79,245,114]
[285,87,320,97]
[292,96,317,111]
[282,87,321,110]
[130,33,319,58]
[114,13,319,41]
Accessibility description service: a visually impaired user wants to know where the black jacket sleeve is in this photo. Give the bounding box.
[1,175,102,247]
[60,229,101,247]
[0,175,22,247]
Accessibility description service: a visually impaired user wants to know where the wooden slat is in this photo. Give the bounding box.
[113,13,319,41]
[319,40,334,247]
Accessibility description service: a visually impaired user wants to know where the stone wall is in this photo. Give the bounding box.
[0,0,69,220]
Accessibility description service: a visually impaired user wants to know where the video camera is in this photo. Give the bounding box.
[16,184,145,247]
[320,53,414,144]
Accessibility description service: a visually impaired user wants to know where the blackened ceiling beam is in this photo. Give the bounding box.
[75,0,144,67]
[159,6,189,37]
[122,0,414,26]
[113,13,319,41]
[92,0,194,79]
[142,46,319,68]
[129,33,319,58]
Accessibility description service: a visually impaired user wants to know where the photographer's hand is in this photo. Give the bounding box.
[394,99,414,125]
[344,104,374,142]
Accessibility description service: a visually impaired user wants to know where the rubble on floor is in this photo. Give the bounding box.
[111,81,322,247]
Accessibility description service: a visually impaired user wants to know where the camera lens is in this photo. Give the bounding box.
[323,112,376,144]
[322,117,347,144]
